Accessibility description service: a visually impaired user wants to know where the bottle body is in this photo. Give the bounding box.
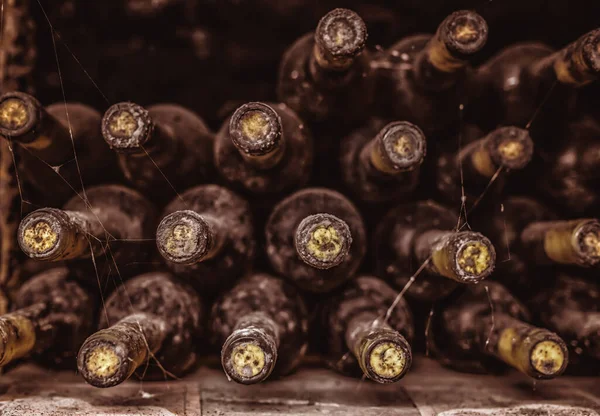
[156,184,255,295]
[103,102,215,201]
[435,126,533,205]
[339,119,426,203]
[277,9,373,130]
[429,282,568,379]
[18,184,158,282]
[0,267,95,368]
[374,200,496,302]
[323,275,413,383]
[0,93,119,205]
[211,273,309,384]
[266,188,366,293]
[531,274,600,371]
[214,102,313,195]
[373,11,488,136]
[78,272,203,386]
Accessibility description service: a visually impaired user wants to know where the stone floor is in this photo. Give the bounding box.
[0,356,598,415]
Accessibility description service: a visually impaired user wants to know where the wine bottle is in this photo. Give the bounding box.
[214,102,313,195]
[428,281,568,379]
[211,273,308,384]
[0,267,95,369]
[101,101,214,201]
[78,271,203,388]
[471,28,600,136]
[156,185,255,294]
[473,196,555,297]
[340,119,426,203]
[17,184,157,280]
[0,92,118,204]
[520,218,600,268]
[323,276,413,383]
[277,8,372,129]
[373,10,488,135]
[436,126,534,205]
[265,188,366,293]
[531,274,600,367]
[374,200,496,302]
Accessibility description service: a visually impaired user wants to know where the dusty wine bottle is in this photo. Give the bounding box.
[277,8,372,128]
[428,282,568,379]
[436,126,534,204]
[156,184,254,294]
[17,184,157,280]
[211,273,308,384]
[78,272,203,388]
[214,102,313,195]
[531,274,600,367]
[472,28,600,134]
[473,196,555,297]
[374,200,496,302]
[323,276,413,383]
[0,92,118,203]
[340,119,427,203]
[0,267,95,369]
[520,218,600,267]
[265,188,366,293]
[373,10,488,135]
[101,101,214,200]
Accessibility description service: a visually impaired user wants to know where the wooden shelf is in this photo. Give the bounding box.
[0,356,598,415]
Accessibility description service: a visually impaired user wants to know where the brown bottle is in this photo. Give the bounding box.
[476,196,600,295]
[374,200,496,302]
[428,282,568,379]
[277,8,372,129]
[17,184,158,281]
[214,102,313,195]
[520,218,600,268]
[474,196,555,297]
[102,102,214,202]
[323,276,413,383]
[78,272,202,387]
[531,274,600,370]
[373,10,488,136]
[0,92,118,205]
[265,188,366,293]
[156,185,255,295]
[471,29,600,139]
[211,273,308,384]
[0,267,95,369]
[340,120,426,203]
[436,126,534,205]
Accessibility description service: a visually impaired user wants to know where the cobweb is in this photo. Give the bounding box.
[0,0,565,394]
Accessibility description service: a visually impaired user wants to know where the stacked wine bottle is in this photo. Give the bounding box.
[1,6,600,389]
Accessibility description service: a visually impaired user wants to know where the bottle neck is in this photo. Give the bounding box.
[359,137,421,182]
[413,36,468,91]
[520,220,600,267]
[308,43,358,89]
[78,312,166,388]
[344,311,411,383]
[239,134,287,170]
[222,311,280,384]
[481,314,567,379]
